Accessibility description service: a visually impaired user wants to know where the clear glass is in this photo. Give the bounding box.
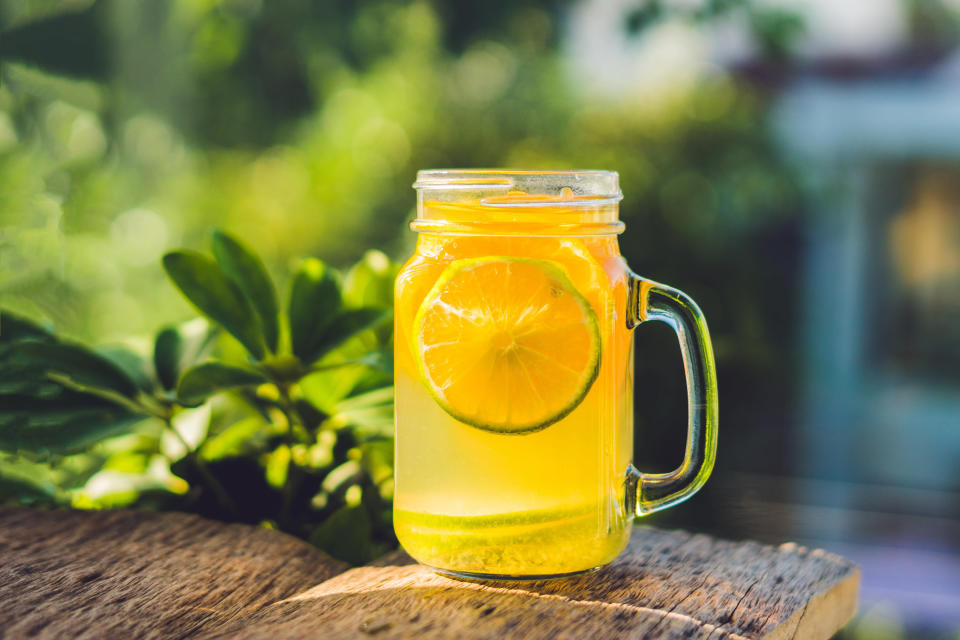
[393,169,718,579]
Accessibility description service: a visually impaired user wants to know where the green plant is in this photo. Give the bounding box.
[0,231,398,564]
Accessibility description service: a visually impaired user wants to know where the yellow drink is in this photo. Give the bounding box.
[394,185,636,578]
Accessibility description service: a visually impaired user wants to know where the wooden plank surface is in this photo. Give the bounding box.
[0,508,347,639]
[0,508,859,640]
[202,529,859,640]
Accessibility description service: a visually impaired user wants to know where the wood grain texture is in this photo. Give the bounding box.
[0,508,347,639]
[201,527,860,640]
[0,509,858,640]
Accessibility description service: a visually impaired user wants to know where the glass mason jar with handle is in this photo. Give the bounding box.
[393,169,718,579]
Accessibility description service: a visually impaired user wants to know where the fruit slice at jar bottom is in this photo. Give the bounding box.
[414,256,601,434]
[394,505,630,575]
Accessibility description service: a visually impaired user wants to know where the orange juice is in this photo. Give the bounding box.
[393,187,635,577]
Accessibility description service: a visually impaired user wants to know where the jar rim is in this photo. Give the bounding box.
[413,169,623,206]
[409,219,626,236]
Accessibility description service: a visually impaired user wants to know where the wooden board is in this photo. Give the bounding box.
[0,508,347,639]
[0,509,859,640]
[202,529,859,640]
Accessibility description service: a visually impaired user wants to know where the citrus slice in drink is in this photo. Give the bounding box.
[414,256,601,434]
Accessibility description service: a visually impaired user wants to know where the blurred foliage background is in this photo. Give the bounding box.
[3,1,960,637]
[0,0,801,490]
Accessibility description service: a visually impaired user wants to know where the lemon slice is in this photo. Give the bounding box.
[414,256,601,434]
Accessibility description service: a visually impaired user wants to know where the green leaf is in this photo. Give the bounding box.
[176,361,267,407]
[0,391,143,454]
[0,4,109,79]
[0,310,54,344]
[77,454,183,508]
[361,348,394,375]
[359,440,394,486]
[309,504,378,565]
[1,325,147,454]
[0,344,55,395]
[162,251,266,359]
[0,469,54,504]
[0,456,58,504]
[349,361,393,396]
[153,320,219,392]
[328,386,394,437]
[321,460,362,494]
[200,416,267,461]
[300,363,369,413]
[264,444,290,489]
[308,308,391,363]
[102,451,151,474]
[332,407,394,438]
[153,327,182,392]
[334,386,394,412]
[288,258,342,364]
[161,403,211,459]
[0,0,97,30]
[211,230,279,353]
[97,346,154,393]
[11,342,141,399]
[343,252,396,346]
[342,250,397,309]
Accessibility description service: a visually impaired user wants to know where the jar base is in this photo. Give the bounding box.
[427,564,603,582]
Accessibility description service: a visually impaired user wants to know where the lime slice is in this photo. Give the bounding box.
[414,256,601,434]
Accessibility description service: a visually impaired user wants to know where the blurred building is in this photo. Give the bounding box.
[774,55,960,631]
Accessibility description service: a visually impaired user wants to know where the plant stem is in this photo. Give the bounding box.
[48,373,149,415]
[165,419,238,518]
[274,384,312,444]
[306,356,378,374]
[52,372,240,517]
[274,382,309,530]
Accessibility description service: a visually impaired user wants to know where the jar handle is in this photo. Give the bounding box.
[625,274,718,515]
